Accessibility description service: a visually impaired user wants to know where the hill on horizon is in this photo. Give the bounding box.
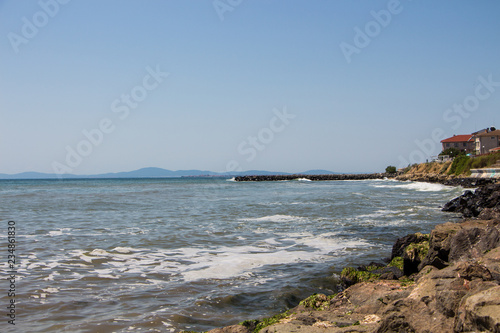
[0,168,339,180]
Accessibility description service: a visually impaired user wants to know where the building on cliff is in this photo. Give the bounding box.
[440,134,475,153]
[441,127,499,155]
[475,128,500,154]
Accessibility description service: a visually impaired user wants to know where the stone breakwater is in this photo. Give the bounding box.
[234,173,496,188]
[234,173,393,182]
[206,184,500,333]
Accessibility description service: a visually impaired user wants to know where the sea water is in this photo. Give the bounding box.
[0,178,463,332]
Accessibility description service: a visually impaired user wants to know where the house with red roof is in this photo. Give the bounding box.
[440,134,475,154]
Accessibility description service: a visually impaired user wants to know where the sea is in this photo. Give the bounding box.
[0,177,464,332]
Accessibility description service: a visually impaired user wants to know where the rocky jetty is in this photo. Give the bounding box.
[205,184,500,333]
[235,173,394,182]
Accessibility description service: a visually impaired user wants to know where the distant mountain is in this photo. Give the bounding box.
[89,167,219,178]
[0,168,337,180]
[300,169,339,175]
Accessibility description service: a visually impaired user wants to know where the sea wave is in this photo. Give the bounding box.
[372,181,454,192]
[238,214,306,223]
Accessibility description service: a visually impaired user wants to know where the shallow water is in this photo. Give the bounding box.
[0,178,462,332]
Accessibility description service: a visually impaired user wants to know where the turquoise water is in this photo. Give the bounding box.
[0,178,462,332]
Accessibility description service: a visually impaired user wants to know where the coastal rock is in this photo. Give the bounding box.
[442,183,500,217]
[391,233,429,259]
[401,237,430,276]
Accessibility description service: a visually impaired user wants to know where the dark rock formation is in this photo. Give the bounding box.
[442,183,500,217]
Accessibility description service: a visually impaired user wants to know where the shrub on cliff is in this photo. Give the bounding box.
[385,165,397,174]
[470,151,500,169]
[448,155,470,175]
[439,147,463,158]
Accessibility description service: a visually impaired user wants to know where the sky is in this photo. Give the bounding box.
[1,0,499,175]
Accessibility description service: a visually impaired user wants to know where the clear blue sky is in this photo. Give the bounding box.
[1,0,499,175]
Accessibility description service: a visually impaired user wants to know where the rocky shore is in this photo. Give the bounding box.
[204,183,500,333]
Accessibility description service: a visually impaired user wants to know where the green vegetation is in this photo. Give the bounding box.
[341,267,381,284]
[240,311,292,333]
[405,241,429,262]
[439,147,463,158]
[448,155,471,175]
[448,151,500,176]
[385,165,397,174]
[299,293,336,311]
[388,256,404,271]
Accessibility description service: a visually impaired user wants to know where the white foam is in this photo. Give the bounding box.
[398,182,453,192]
[358,209,401,219]
[263,238,281,245]
[112,247,142,254]
[181,248,308,281]
[296,178,312,182]
[239,214,305,223]
[92,268,120,279]
[48,228,72,237]
[372,181,453,192]
[42,287,59,293]
[89,249,109,256]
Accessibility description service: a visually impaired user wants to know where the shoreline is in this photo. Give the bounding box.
[204,180,500,333]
